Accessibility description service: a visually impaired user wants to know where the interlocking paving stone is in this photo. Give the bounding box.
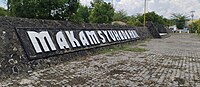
[1,34,200,86]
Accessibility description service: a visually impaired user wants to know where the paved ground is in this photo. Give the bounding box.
[1,33,200,87]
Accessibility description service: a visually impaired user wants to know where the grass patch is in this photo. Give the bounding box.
[123,47,148,52]
[96,42,148,54]
[139,44,147,46]
[191,33,200,39]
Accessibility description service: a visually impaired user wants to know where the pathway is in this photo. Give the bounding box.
[1,33,200,87]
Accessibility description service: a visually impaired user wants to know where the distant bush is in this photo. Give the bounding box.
[0,7,9,16]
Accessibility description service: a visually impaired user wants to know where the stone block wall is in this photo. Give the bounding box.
[0,16,152,79]
[146,22,161,38]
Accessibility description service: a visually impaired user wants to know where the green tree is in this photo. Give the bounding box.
[190,19,200,33]
[126,15,142,26]
[138,11,165,25]
[70,5,90,23]
[92,0,103,4]
[198,23,200,35]
[7,0,79,20]
[112,11,143,26]
[171,13,189,29]
[0,7,9,16]
[89,1,114,23]
[163,18,176,27]
[113,10,127,22]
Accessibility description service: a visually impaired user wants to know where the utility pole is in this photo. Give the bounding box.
[112,0,114,7]
[111,0,114,7]
[191,11,195,32]
[85,0,87,6]
[144,0,147,29]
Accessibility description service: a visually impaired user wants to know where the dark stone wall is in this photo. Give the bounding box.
[0,16,151,79]
[156,24,167,33]
[146,22,161,38]
[135,27,152,39]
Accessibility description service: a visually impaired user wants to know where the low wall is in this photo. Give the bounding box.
[146,22,161,38]
[0,16,151,79]
[156,24,168,33]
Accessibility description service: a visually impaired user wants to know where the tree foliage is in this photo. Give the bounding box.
[69,5,90,23]
[190,19,200,33]
[171,13,189,29]
[113,10,127,22]
[92,0,104,4]
[0,7,9,16]
[126,15,143,26]
[7,0,79,20]
[162,18,176,27]
[89,1,114,23]
[5,0,176,27]
[138,11,165,25]
[132,11,177,27]
[112,11,143,26]
[196,20,200,34]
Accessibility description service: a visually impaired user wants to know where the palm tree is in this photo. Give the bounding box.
[171,13,189,29]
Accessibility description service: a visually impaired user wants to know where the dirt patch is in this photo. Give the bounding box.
[144,80,156,85]
[166,41,174,43]
[174,77,185,85]
[139,44,147,46]
[67,77,87,85]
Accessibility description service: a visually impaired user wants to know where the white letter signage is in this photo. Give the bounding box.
[16,28,140,60]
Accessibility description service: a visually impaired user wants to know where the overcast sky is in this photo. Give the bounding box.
[1,0,200,19]
[81,0,200,19]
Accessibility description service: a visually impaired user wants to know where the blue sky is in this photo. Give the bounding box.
[1,0,200,19]
[0,0,6,9]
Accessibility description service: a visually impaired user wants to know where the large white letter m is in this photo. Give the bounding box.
[27,31,56,53]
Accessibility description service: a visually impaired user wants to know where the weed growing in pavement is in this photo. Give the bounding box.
[123,47,148,52]
[191,33,200,39]
[96,40,149,54]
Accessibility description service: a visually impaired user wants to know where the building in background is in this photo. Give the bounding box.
[169,25,177,32]
[169,25,189,33]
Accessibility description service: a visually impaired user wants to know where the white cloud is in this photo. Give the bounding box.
[115,0,144,15]
[114,0,200,19]
[80,0,93,7]
[0,1,7,9]
[80,0,112,7]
